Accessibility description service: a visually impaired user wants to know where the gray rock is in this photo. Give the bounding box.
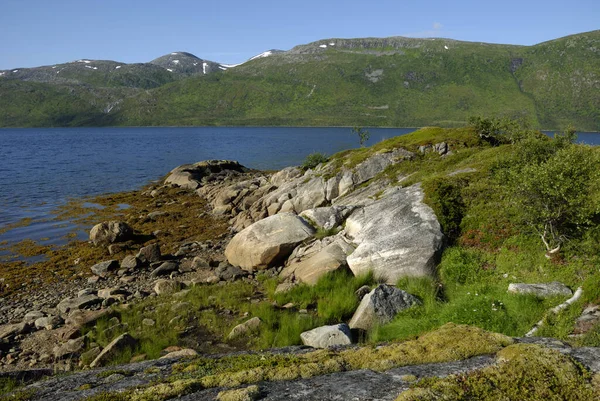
[57,295,102,315]
[120,255,142,269]
[159,348,198,359]
[90,333,137,368]
[228,317,262,340]
[153,279,185,295]
[34,315,64,330]
[90,260,120,278]
[53,337,85,360]
[218,265,246,281]
[271,167,302,187]
[77,288,96,297]
[345,184,443,284]
[150,261,179,277]
[282,240,354,285]
[349,285,421,331]
[0,322,30,341]
[300,324,353,348]
[89,221,133,246]
[191,256,210,269]
[142,318,156,327]
[23,311,45,322]
[136,243,162,264]
[97,287,129,299]
[508,282,573,298]
[225,213,315,271]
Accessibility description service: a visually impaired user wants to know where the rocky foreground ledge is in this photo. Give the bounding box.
[2,134,599,399]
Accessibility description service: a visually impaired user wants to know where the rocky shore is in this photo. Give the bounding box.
[1,128,599,400]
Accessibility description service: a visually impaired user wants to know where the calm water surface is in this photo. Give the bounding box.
[0,127,416,245]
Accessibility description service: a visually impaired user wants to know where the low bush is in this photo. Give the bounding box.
[301,152,328,170]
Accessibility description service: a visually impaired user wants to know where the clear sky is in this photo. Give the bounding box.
[1,0,598,70]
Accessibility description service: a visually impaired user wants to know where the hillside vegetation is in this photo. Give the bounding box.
[0,31,598,130]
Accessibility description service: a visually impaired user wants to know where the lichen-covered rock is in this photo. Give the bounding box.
[89,221,133,246]
[300,324,353,348]
[34,315,64,330]
[159,348,199,359]
[225,213,315,271]
[90,260,120,278]
[153,279,185,295]
[345,184,443,283]
[349,285,421,331]
[57,295,102,315]
[300,206,356,230]
[120,255,142,269]
[136,243,162,264]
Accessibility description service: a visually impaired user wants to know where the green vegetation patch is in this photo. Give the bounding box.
[397,343,596,400]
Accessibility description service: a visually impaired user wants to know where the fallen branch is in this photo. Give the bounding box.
[525,287,583,337]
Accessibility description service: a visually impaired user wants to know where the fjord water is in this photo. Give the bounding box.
[0,126,416,246]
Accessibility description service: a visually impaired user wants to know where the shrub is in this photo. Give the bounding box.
[301,152,328,170]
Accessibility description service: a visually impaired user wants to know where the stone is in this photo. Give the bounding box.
[89,221,133,246]
[23,311,45,322]
[159,348,198,359]
[77,288,96,297]
[227,317,262,340]
[275,282,297,294]
[189,270,220,285]
[142,318,156,326]
[90,333,137,368]
[225,213,315,271]
[34,315,64,330]
[218,265,246,281]
[90,260,120,278]
[57,295,102,315]
[153,279,185,295]
[79,347,102,366]
[120,255,142,270]
[98,288,129,300]
[107,244,127,255]
[271,167,302,187]
[136,243,162,264]
[507,282,573,298]
[300,323,353,348]
[344,184,444,284]
[283,241,354,285]
[349,285,421,331]
[150,261,179,277]
[64,309,110,327]
[355,285,371,300]
[53,337,85,360]
[0,322,30,341]
[191,256,210,269]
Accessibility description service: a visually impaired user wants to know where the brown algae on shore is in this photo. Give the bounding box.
[0,185,228,299]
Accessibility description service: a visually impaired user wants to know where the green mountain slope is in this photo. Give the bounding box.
[0,31,598,130]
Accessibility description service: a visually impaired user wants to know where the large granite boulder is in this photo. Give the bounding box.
[89,221,133,246]
[225,213,315,271]
[349,285,421,331]
[300,323,353,348]
[345,184,444,284]
[164,160,248,190]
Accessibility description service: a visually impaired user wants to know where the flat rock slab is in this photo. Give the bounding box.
[300,324,353,349]
[508,282,572,298]
[225,213,315,271]
[57,295,102,315]
[344,184,443,284]
[349,285,421,331]
[90,333,137,368]
[165,160,248,190]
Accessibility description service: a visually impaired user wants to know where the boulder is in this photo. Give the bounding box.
[507,282,573,298]
[228,317,262,340]
[283,240,354,285]
[150,261,179,277]
[136,243,161,264]
[90,333,137,368]
[164,160,248,190]
[271,167,302,187]
[349,285,421,331]
[159,348,198,359]
[57,295,102,315]
[97,287,130,299]
[53,337,85,360]
[344,184,443,283]
[90,260,120,278]
[89,221,133,246]
[153,279,185,295]
[0,322,30,341]
[23,311,45,322]
[34,315,64,330]
[225,213,315,271]
[120,255,142,270]
[300,324,353,348]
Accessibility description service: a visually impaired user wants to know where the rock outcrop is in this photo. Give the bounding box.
[165,160,248,190]
[508,282,573,298]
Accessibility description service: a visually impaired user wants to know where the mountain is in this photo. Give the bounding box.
[0,32,598,130]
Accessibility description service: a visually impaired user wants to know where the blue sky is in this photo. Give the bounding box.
[1,0,598,70]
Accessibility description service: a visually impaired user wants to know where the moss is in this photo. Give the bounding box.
[217,385,261,401]
[77,383,94,391]
[128,379,203,401]
[396,343,596,400]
